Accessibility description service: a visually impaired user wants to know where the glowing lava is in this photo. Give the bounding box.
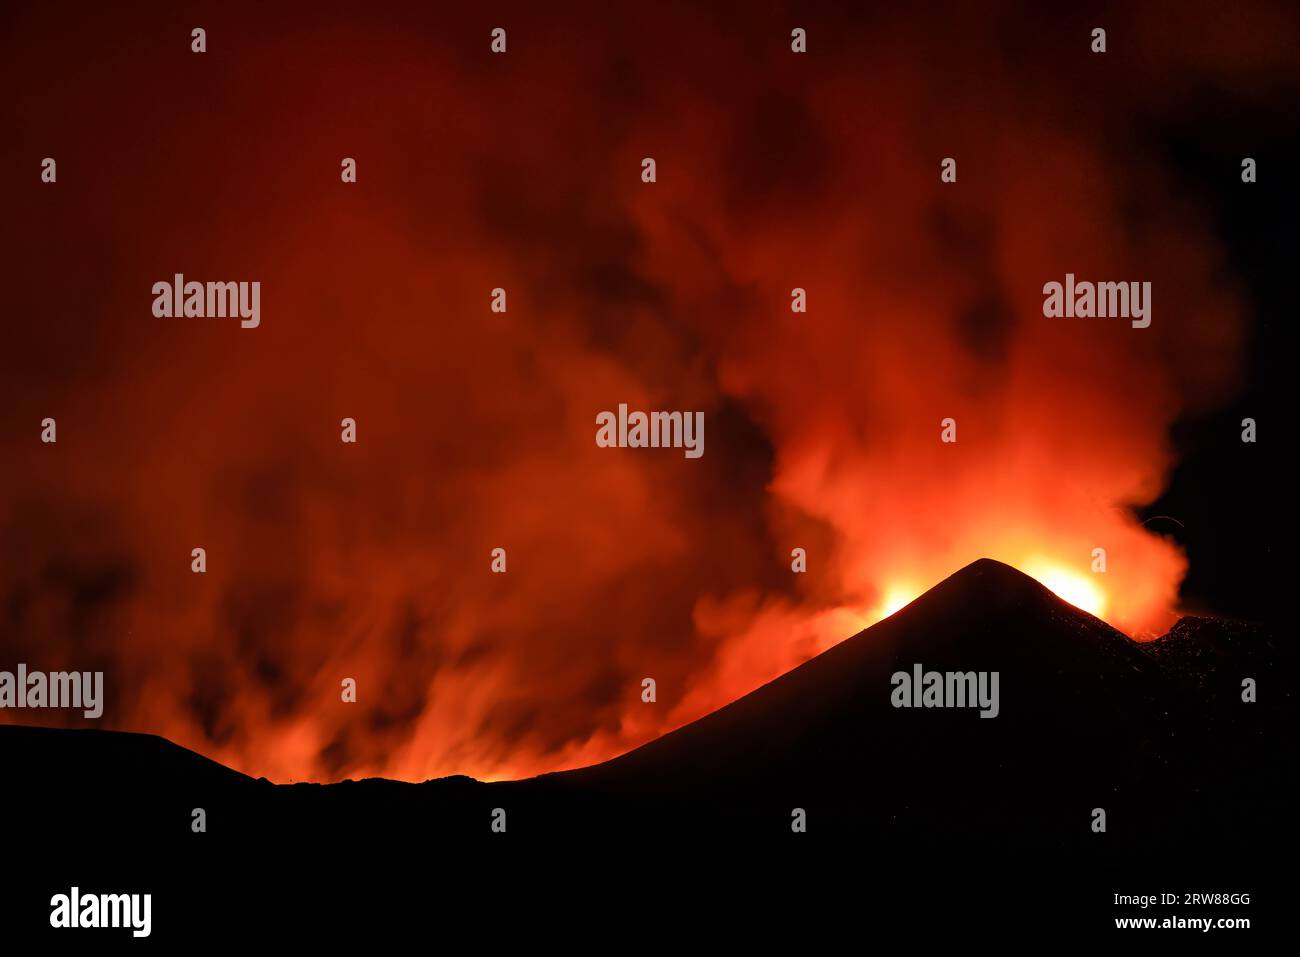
[1021,560,1109,619]
[878,585,922,620]
[868,560,1109,627]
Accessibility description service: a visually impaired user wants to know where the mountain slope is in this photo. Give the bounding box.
[508,559,1187,843]
[1,559,1290,854]
[560,558,1161,785]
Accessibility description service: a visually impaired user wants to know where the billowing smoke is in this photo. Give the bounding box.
[0,2,1291,781]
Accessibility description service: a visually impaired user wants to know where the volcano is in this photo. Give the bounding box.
[3,560,1289,844]
[2,560,1292,937]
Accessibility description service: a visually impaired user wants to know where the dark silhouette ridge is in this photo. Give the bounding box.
[5,561,1294,868]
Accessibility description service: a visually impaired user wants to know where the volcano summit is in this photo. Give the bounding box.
[2,560,1288,848]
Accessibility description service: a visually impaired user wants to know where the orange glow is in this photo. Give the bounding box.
[864,560,1110,628]
[876,585,923,622]
[1021,560,1108,619]
[2,2,1265,786]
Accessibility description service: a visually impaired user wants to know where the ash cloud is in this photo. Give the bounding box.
[0,2,1292,781]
